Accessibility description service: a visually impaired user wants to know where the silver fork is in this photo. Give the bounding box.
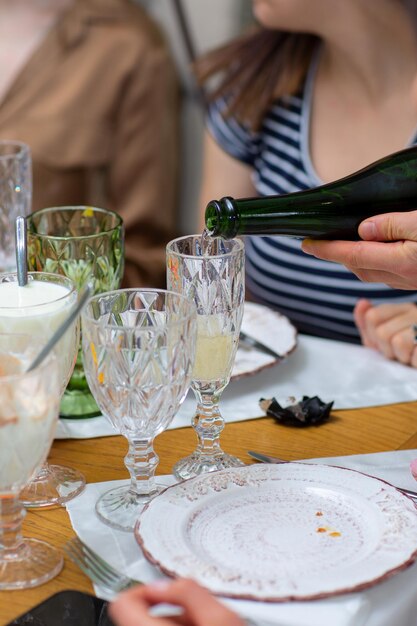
[64,536,140,595]
[239,331,284,360]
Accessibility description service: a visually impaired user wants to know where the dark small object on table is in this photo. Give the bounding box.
[260,395,333,427]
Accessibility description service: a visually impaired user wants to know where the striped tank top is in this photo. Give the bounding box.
[207,57,417,343]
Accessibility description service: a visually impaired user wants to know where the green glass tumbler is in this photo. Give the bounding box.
[27,206,124,418]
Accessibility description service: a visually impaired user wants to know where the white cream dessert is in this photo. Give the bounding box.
[0,279,78,391]
[0,354,59,493]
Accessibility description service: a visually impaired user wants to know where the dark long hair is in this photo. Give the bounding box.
[194,27,318,131]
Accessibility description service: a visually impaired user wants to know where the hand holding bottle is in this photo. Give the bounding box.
[354,299,417,367]
[302,210,417,290]
[109,579,246,626]
[205,147,417,241]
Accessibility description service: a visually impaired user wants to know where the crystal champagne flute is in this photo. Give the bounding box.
[166,234,245,480]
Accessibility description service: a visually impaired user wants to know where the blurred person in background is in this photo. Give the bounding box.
[196,0,417,368]
[0,0,179,287]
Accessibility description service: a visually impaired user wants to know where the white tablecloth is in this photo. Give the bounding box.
[56,334,417,439]
[66,449,417,626]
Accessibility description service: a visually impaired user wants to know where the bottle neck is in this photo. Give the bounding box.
[205,197,240,238]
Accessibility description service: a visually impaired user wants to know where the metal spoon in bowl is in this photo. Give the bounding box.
[15,215,28,287]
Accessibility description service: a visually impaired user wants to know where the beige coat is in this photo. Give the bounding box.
[0,0,180,287]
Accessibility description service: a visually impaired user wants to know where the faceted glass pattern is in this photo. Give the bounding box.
[27,206,124,418]
[167,235,245,480]
[0,272,86,509]
[0,141,32,272]
[81,289,196,531]
[0,334,62,590]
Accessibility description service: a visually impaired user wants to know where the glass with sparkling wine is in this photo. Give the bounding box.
[166,234,245,480]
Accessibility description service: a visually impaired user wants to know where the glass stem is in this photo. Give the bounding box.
[124,439,158,497]
[192,391,225,457]
[0,494,26,559]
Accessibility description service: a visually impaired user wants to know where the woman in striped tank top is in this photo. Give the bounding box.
[196,0,417,367]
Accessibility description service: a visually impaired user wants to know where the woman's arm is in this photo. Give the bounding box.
[198,131,256,231]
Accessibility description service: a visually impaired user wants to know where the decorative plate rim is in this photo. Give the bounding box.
[134,463,417,602]
[231,302,298,382]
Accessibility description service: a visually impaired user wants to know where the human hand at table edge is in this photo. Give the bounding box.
[109,578,246,626]
[354,299,417,367]
[301,210,417,290]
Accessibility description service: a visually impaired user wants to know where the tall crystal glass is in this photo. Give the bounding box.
[0,140,32,272]
[0,334,62,589]
[27,206,124,418]
[0,272,83,507]
[166,235,245,480]
[82,289,196,531]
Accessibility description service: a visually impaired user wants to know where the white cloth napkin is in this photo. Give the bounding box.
[55,333,417,439]
[66,449,417,626]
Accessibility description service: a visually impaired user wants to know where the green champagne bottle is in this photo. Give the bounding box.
[205,145,417,240]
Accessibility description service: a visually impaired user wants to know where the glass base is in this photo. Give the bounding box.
[20,463,86,508]
[0,538,63,590]
[60,388,101,419]
[173,451,245,481]
[95,484,164,532]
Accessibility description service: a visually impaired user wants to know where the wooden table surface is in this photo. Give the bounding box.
[2,401,417,625]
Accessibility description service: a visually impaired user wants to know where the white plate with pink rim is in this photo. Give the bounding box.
[135,463,417,602]
[231,302,297,381]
